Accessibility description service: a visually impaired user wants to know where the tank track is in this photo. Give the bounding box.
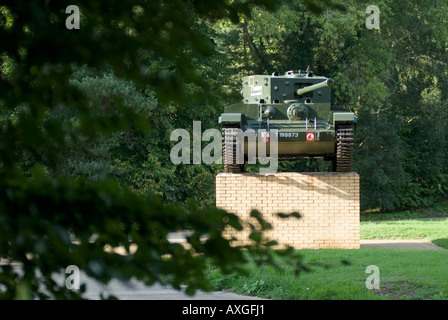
[334,124,354,172]
[221,125,353,173]
[222,126,246,173]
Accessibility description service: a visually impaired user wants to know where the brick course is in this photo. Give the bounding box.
[216,172,360,249]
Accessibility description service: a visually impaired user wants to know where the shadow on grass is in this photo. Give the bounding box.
[432,238,448,249]
[373,281,438,300]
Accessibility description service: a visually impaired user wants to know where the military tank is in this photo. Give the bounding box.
[218,69,356,173]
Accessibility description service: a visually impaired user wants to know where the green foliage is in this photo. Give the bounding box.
[0,0,309,299]
[2,0,448,299]
[0,166,245,298]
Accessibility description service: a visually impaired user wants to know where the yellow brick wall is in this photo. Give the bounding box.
[216,172,360,249]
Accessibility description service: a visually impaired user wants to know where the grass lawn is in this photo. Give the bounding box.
[360,200,448,222]
[361,218,448,249]
[206,207,448,300]
[206,249,448,300]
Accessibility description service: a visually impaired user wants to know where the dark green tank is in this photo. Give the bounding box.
[218,70,356,173]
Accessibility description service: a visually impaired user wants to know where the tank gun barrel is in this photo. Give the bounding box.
[296,78,334,96]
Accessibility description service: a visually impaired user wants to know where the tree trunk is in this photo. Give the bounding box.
[242,22,266,73]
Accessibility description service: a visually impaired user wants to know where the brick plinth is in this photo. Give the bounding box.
[216,172,360,249]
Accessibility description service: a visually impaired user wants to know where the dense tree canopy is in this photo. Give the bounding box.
[1,0,448,299]
[0,0,311,300]
[206,0,448,210]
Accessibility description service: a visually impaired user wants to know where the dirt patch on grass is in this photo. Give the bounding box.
[373,281,435,300]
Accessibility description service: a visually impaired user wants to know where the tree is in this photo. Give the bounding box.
[0,0,308,299]
[206,0,448,210]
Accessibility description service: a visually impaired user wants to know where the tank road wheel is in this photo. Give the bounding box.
[222,126,246,173]
[333,124,354,172]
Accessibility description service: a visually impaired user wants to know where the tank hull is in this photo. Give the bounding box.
[241,125,335,157]
[243,141,335,158]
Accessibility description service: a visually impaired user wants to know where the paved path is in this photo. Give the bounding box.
[169,232,446,250]
[82,281,266,300]
[360,238,446,250]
